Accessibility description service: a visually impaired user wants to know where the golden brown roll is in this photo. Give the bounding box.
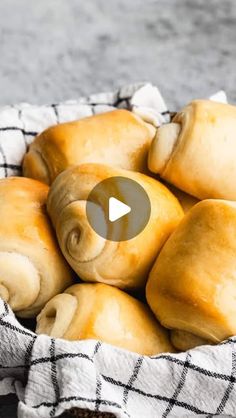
[23,109,156,185]
[0,177,73,318]
[148,100,236,200]
[36,283,174,355]
[47,163,184,290]
[146,199,236,344]
[170,330,210,351]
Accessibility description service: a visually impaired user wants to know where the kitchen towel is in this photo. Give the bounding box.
[0,83,235,418]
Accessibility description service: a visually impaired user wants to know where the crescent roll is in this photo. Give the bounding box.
[47,163,184,290]
[146,199,236,344]
[0,177,73,317]
[36,283,174,355]
[148,100,236,200]
[23,109,156,185]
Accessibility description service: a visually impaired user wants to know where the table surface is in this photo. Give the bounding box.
[0,0,236,109]
[0,0,236,416]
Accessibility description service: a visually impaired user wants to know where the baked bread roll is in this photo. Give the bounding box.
[0,177,73,318]
[36,283,174,355]
[146,199,236,343]
[47,163,184,290]
[148,100,236,200]
[23,109,156,185]
[171,330,210,351]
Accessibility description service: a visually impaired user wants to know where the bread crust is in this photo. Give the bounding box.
[148,100,236,200]
[47,163,184,289]
[146,199,236,342]
[23,109,156,184]
[36,283,175,355]
[0,177,73,317]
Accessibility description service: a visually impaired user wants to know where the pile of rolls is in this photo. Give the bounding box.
[3,100,236,355]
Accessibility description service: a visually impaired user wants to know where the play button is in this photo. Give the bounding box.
[109,197,131,222]
[86,176,151,241]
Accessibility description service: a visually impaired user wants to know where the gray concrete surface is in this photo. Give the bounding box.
[1,1,236,417]
[0,0,236,109]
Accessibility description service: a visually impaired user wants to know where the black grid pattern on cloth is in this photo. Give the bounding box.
[161,352,191,418]
[51,104,60,124]
[93,342,102,412]
[23,334,37,383]
[210,340,236,416]
[1,297,236,417]
[0,83,161,179]
[100,373,209,415]
[49,338,61,417]
[122,356,144,407]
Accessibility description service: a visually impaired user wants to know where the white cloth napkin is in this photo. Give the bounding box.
[0,83,235,418]
[0,82,169,179]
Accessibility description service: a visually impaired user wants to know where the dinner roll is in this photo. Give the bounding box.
[47,163,184,290]
[23,109,156,185]
[36,283,174,355]
[146,199,236,343]
[0,177,73,317]
[170,330,211,351]
[148,100,236,200]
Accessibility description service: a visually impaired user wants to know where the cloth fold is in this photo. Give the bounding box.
[0,83,235,417]
[0,299,236,418]
[0,82,169,179]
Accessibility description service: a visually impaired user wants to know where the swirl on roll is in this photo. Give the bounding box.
[0,177,73,317]
[148,100,236,200]
[47,163,184,290]
[36,283,175,355]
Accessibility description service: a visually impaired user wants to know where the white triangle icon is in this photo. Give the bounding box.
[109,197,131,222]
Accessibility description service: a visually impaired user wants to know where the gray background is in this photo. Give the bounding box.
[0,0,236,416]
[0,0,236,110]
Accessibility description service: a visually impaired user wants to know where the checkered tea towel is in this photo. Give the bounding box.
[0,83,235,418]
